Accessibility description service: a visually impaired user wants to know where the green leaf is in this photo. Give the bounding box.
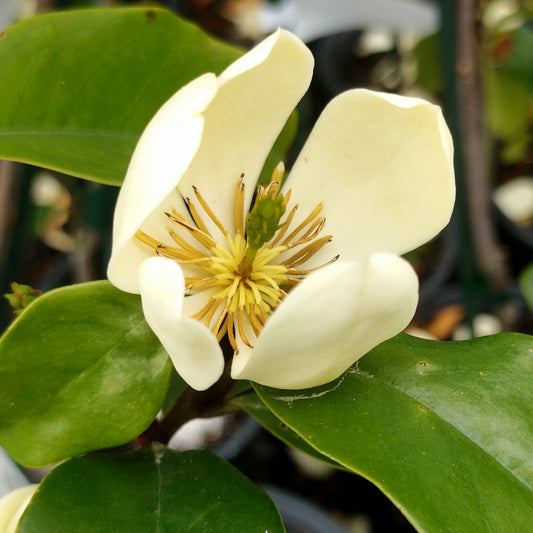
[504,24,533,92]
[414,33,443,94]
[258,111,298,187]
[484,65,531,141]
[0,8,241,185]
[18,445,286,533]
[519,262,533,312]
[161,368,187,416]
[255,333,533,533]
[234,392,345,470]
[0,281,172,467]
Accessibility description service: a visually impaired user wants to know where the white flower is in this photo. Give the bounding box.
[108,30,454,391]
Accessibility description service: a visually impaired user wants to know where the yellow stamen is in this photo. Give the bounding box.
[185,197,210,235]
[238,307,253,348]
[284,236,332,268]
[203,298,221,327]
[216,319,228,342]
[281,202,324,246]
[234,176,245,236]
[167,227,208,258]
[166,212,217,249]
[212,298,230,337]
[269,204,297,247]
[249,307,263,336]
[227,311,237,350]
[193,185,227,235]
[191,297,217,322]
[288,254,340,276]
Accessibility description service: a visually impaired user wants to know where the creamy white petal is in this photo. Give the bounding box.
[176,29,314,236]
[181,287,219,319]
[108,74,218,292]
[0,485,38,533]
[109,31,313,291]
[231,254,418,389]
[284,89,455,266]
[139,257,224,391]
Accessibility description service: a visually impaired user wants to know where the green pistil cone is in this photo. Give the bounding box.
[246,195,286,250]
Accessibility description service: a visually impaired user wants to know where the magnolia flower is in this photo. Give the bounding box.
[108,30,454,391]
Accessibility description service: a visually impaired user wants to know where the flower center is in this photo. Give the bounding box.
[135,163,338,353]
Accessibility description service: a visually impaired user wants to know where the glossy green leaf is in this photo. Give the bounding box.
[18,445,285,532]
[161,368,188,416]
[234,392,344,470]
[255,333,533,533]
[0,8,241,185]
[0,281,172,467]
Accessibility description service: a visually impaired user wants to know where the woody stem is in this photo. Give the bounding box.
[155,345,241,444]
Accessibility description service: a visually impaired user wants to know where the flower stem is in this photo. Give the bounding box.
[156,349,241,444]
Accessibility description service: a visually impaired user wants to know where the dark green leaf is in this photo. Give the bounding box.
[255,333,533,533]
[0,281,172,467]
[18,445,285,533]
[235,392,345,470]
[0,8,241,185]
[414,33,443,94]
[161,368,187,416]
[258,111,298,187]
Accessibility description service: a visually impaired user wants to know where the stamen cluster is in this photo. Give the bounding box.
[136,163,337,352]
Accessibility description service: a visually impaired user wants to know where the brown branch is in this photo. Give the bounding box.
[0,160,19,267]
[156,354,241,444]
[455,0,509,291]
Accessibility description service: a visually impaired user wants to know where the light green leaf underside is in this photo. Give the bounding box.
[255,333,533,533]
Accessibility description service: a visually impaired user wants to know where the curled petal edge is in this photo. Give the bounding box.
[138,257,224,391]
[0,485,38,533]
[231,254,419,389]
[109,29,314,293]
[108,74,216,293]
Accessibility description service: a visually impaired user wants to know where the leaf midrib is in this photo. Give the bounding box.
[7,314,148,431]
[0,129,138,139]
[297,370,533,493]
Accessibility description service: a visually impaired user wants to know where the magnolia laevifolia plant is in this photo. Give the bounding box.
[107,29,455,391]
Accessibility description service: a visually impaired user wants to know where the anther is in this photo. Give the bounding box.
[192,185,228,235]
[234,177,245,236]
